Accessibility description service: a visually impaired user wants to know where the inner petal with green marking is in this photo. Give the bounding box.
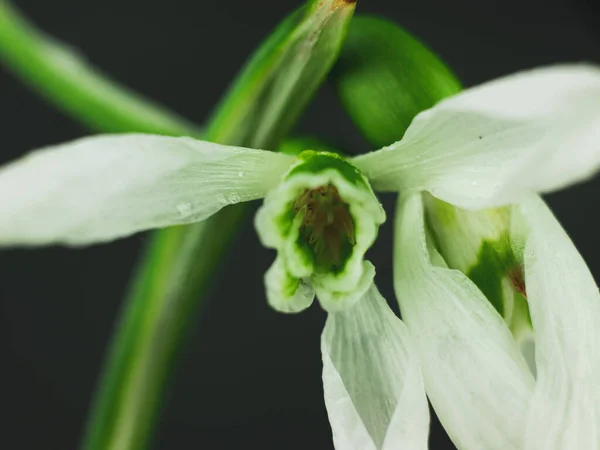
[255,150,385,313]
[424,194,533,341]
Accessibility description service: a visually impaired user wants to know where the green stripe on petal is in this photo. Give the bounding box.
[265,256,316,313]
[314,261,375,312]
[424,195,512,274]
[286,150,368,188]
[424,195,533,339]
[394,193,534,450]
[255,151,384,313]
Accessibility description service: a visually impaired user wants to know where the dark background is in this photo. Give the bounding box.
[1,0,599,449]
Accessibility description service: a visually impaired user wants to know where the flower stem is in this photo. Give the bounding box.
[0,0,198,136]
[83,213,247,450]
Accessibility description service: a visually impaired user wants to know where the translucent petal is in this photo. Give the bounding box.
[512,196,600,450]
[264,256,315,313]
[355,65,600,209]
[322,283,429,450]
[394,193,534,449]
[0,134,294,245]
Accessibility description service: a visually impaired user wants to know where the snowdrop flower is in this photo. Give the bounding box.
[0,64,599,449]
[355,64,600,449]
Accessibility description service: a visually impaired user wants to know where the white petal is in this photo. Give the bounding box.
[512,196,600,450]
[355,65,600,209]
[394,193,534,450]
[264,256,315,313]
[322,283,429,450]
[0,134,294,245]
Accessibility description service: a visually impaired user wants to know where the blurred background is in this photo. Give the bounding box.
[0,0,598,448]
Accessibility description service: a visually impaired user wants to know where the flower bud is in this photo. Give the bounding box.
[256,150,385,313]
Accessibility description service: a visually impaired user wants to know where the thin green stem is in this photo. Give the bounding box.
[0,1,197,136]
[84,209,246,450]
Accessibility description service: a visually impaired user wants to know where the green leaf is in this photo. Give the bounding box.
[0,1,197,136]
[207,0,356,148]
[333,15,461,147]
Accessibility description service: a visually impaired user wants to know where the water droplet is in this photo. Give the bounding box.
[238,171,245,178]
[471,180,479,186]
[177,202,192,217]
[229,193,241,203]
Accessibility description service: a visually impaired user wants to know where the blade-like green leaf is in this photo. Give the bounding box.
[333,16,461,147]
[0,0,197,136]
[207,0,356,148]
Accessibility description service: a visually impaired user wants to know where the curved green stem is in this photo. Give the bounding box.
[0,0,197,136]
[84,211,247,450]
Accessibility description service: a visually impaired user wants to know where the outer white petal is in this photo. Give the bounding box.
[394,193,534,450]
[322,283,429,450]
[0,133,294,245]
[354,65,600,209]
[512,196,600,450]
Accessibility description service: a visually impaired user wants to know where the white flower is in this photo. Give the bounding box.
[0,64,599,449]
[354,64,600,449]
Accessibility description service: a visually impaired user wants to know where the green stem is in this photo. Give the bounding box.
[0,0,197,136]
[84,208,247,450]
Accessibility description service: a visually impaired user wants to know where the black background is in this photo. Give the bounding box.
[1,0,599,449]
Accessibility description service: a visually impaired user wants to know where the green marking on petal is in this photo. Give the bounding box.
[283,274,301,298]
[265,256,316,314]
[287,150,368,188]
[509,291,532,342]
[467,237,515,316]
[425,196,533,335]
[430,198,456,226]
[255,150,384,313]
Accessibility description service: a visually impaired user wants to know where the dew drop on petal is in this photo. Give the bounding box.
[229,193,241,203]
[238,171,245,178]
